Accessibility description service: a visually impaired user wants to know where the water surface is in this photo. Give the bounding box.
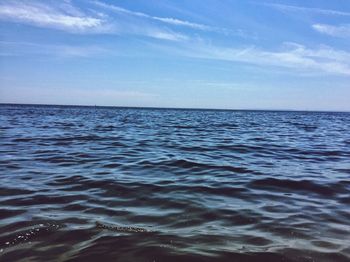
[0,104,349,261]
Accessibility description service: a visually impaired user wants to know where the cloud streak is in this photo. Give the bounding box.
[92,0,220,32]
[0,1,104,32]
[263,3,350,16]
[313,24,350,38]
[0,0,188,41]
[170,42,350,76]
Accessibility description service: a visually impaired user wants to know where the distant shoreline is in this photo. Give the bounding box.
[0,102,349,114]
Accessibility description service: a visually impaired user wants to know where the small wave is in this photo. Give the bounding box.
[248,178,342,197]
[138,159,258,174]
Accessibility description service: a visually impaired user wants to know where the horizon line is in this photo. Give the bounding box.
[0,102,349,113]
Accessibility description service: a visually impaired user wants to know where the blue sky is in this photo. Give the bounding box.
[0,0,350,110]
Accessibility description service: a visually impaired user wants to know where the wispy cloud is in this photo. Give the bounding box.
[263,3,350,16]
[145,30,188,41]
[0,1,105,32]
[0,0,187,41]
[169,42,350,76]
[312,24,350,38]
[152,17,211,31]
[92,0,220,32]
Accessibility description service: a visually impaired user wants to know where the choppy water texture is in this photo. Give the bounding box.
[0,104,350,262]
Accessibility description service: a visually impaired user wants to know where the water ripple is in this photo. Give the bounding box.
[0,105,349,261]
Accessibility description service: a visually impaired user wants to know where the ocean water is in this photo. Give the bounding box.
[0,104,349,262]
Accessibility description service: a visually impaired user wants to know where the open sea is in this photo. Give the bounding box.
[0,104,349,262]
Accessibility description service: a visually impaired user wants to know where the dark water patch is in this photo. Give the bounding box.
[242,235,272,246]
[290,122,318,132]
[249,178,340,197]
[36,156,78,164]
[0,188,34,196]
[334,168,350,175]
[312,240,342,250]
[84,207,132,217]
[12,138,35,143]
[0,209,25,219]
[2,194,89,206]
[214,144,265,154]
[339,196,350,204]
[102,163,121,168]
[137,159,258,175]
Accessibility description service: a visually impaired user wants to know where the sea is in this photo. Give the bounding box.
[0,104,349,262]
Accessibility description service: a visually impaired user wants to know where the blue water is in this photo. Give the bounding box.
[0,104,349,261]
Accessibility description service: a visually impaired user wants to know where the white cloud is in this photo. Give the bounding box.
[263,3,350,16]
[0,0,187,41]
[170,42,350,76]
[152,17,211,31]
[145,30,188,41]
[0,1,104,32]
[92,0,218,32]
[312,24,350,38]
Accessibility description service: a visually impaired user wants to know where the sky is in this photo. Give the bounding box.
[0,0,350,111]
